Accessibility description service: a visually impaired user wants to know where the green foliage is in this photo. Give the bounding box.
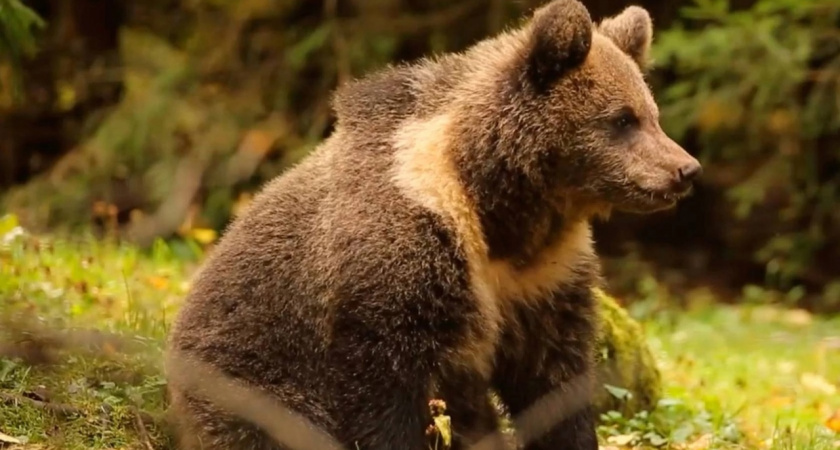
[653,0,840,292]
[598,298,840,450]
[598,399,741,449]
[0,0,46,100]
[1,1,417,241]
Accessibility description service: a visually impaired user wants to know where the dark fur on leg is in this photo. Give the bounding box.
[435,371,506,450]
[493,286,599,450]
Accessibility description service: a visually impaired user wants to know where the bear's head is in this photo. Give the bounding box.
[465,0,702,221]
[534,0,701,214]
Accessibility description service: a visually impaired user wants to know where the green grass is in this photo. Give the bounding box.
[599,301,840,449]
[1,214,838,450]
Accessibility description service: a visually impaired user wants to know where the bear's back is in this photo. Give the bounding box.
[166,118,474,395]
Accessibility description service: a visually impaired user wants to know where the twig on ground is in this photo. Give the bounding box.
[0,392,82,419]
[132,406,156,450]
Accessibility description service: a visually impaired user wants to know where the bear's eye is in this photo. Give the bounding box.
[611,107,640,131]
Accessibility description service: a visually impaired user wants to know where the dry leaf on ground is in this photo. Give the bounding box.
[0,431,22,445]
[826,408,840,432]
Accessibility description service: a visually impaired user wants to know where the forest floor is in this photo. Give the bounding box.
[1,214,839,450]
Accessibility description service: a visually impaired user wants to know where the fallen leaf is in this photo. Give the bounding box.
[826,408,840,432]
[687,434,713,450]
[0,431,21,444]
[765,395,793,408]
[783,308,813,326]
[146,276,170,291]
[604,384,633,400]
[607,434,637,446]
[776,360,796,374]
[801,372,837,395]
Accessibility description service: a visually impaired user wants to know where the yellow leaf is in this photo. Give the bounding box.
[765,395,793,408]
[55,81,77,111]
[783,308,813,327]
[189,228,218,245]
[801,372,837,395]
[826,409,840,432]
[146,276,170,291]
[432,415,452,449]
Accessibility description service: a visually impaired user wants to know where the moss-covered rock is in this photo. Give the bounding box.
[592,287,662,417]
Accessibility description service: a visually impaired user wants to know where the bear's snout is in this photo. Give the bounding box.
[670,159,703,194]
[650,133,702,197]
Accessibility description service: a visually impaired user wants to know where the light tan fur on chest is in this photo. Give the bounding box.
[390,112,595,378]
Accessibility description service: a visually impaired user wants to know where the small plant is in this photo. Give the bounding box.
[426,398,453,450]
[598,397,742,448]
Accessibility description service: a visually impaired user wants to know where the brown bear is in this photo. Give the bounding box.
[164,1,701,449]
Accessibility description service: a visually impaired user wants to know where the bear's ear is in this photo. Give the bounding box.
[597,6,653,69]
[523,0,593,91]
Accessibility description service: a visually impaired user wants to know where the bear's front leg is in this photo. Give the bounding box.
[325,280,487,450]
[326,325,436,450]
[492,288,599,450]
[434,369,507,450]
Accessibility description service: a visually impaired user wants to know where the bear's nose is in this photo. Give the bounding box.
[677,162,702,184]
[672,161,702,193]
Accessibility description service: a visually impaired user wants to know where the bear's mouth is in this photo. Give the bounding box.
[651,184,694,202]
[625,183,694,213]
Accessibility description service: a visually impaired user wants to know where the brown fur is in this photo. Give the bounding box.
[165,1,701,450]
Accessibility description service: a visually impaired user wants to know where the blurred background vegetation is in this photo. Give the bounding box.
[2,0,840,313]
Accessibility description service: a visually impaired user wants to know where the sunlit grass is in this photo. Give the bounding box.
[643,303,840,449]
